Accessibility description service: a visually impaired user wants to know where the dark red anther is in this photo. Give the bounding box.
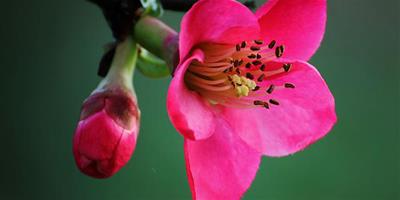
[236,68,241,75]
[254,40,263,45]
[252,60,262,65]
[246,73,254,80]
[275,45,284,58]
[248,54,256,59]
[269,99,279,105]
[283,63,292,72]
[268,40,276,49]
[259,64,266,71]
[266,84,275,94]
[236,44,241,51]
[252,86,260,91]
[284,83,295,88]
[241,41,247,48]
[238,59,243,66]
[234,60,240,67]
[250,46,260,51]
[257,74,265,82]
[253,100,264,105]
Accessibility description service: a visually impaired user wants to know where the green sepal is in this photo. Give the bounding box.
[140,0,164,17]
[137,48,170,78]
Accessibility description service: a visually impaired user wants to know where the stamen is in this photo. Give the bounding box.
[246,73,254,80]
[269,99,279,105]
[284,83,295,88]
[263,102,269,109]
[236,44,241,51]
[260,64,266,71]
[257,74,265,82]
[254,40,263,45]
[248,54,256,59]
[205,51,236,63]
[253,100,264,105]
[236,68,241,75]
[233,60,240,67]
[268,40,276,49]
[193,61,231,67]
[283,63,292,72]
[266,84,275,94]
[189,79,233,92]
[186,40,293,109]
[264,68,285,77]
[275,45,284,58]
[241,41,247,48]
[250,46,260,51]
[188,68,226,77]
[252,60,262,65]
[186,73,228,85]
[189,65,229,73]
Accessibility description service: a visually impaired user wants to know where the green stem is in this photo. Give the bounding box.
[134,16,178,70]
[99,37,138,90]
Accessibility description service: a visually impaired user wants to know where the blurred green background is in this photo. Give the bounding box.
[0,0,398,199]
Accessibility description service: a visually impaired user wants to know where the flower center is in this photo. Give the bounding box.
[184,39,295,109]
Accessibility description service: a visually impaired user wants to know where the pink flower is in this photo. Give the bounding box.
[167,0,336,199]
[73,88,140,178]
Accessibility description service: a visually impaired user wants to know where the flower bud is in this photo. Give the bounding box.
[73,87,140,178]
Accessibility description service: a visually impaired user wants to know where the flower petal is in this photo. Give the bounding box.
[111,128,138,174]
[73,111,125,178]
[256,0,327,60]
[75,111,122,160]
[167,49,216,140]
[179,0,260,63]
[222,60,336,157]
[184,117,261,200]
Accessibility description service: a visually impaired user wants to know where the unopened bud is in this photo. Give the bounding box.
[73,38,140,178]
[73,87,140,178]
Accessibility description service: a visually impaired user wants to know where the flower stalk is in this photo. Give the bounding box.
[134,16,179,72]
[98,37,138,90]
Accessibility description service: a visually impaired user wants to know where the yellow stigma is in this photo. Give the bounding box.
[235,85,250,97]
[230,74,242,84]
[229,74,256,97]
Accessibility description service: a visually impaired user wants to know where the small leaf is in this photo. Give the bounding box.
[137,48,170,78]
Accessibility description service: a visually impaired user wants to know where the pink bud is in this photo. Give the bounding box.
[73,88,140,178]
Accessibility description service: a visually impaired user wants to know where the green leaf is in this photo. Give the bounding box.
[137,48,170,78]
[140,0,164,17]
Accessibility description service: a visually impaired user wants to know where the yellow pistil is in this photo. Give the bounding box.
[229,74,256,97]
[235,85,249,97]
[230,74,242,84]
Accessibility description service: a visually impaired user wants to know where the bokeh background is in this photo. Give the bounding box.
[0,0,398,199]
